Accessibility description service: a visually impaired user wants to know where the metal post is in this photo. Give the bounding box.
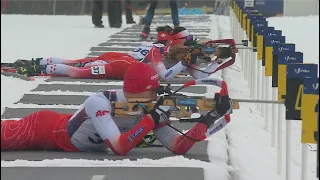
[265,77,270,132]
[52,0,56,15]
[277,104,284,176]
[250,50,254,99]
[271,88,278,147]
[261,68,266,118]
[286,120,292,180]
[257,60,262,110]
[301,143,308,180]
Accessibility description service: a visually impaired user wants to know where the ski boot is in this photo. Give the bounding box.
[16,59,46,77]
[140,26,150,39]
[6,58,42,68]
[173,21,180,29]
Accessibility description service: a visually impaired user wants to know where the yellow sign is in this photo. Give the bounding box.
[242,14,247,30]
[278,64,286,102]
[246,18,251,38]
[264,46,273,76]
[237,5,240,20]
[257,35,263,60]
[251,24,254,47]
[302,94,319,144]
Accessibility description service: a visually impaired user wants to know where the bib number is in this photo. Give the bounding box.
[133,48,150,56]
[91,66,106,75]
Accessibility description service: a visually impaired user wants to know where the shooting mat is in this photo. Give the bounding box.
[1,15,213,180]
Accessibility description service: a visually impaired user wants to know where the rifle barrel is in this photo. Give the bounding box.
[236,46,257,50]
[234,98,285,104]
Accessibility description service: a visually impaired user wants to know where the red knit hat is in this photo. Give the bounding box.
[157,31,170,41]
[124,63,160,93]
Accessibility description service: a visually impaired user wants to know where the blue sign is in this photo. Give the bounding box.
[244,6,255,12]
[251,16,266,22]
[247,13,263,20]
[304,78,319,94]
[254,20,267,29]
[256,27,266,35]
[273,43,295,55]
[278,52,303,64]
[253,17,267,23]
[265,30,282,37]
[287,64,318,79]
[177,98,198,106]
[246,9,259,14]
[265,36,285,46]
[262,27,275,34]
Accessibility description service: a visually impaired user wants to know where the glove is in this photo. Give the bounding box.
[181,53,198,66]
[212,93,233,116]
[217,47,233,59]
[149,96,171,129]
[149,105,171,129]
[198,112,221,128]
[198,93,232,128]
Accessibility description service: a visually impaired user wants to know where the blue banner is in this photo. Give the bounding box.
[304,78,319,94]
[265,36,285,46]
[278,52,303,64]
[287,64,318,79]
[254,0,284,17]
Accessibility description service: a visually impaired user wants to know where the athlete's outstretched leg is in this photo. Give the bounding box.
[1,110,66,151]
[38,52,127,66]
[169,0,179,27]
[38,57,97,65]
[43,64,104,79]
[140,0,158,38]
[145,0,158,26]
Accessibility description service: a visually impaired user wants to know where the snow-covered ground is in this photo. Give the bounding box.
[1,14,319,180]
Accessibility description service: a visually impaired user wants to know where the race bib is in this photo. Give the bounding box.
[91,66,106,75]
[129,43,153,61]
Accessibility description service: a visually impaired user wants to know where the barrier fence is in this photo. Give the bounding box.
[230,1,319,180]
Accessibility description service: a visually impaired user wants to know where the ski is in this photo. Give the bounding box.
[1,70,35,81]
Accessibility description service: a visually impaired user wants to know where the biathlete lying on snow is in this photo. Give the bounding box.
[7,27,238,81]
[1,63,233,155]
[5,25,174,79]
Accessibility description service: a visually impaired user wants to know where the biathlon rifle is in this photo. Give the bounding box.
[184,39,251,61]
[110,78,240,121]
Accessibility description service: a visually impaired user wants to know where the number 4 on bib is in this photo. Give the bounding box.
[91,66,106,75]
